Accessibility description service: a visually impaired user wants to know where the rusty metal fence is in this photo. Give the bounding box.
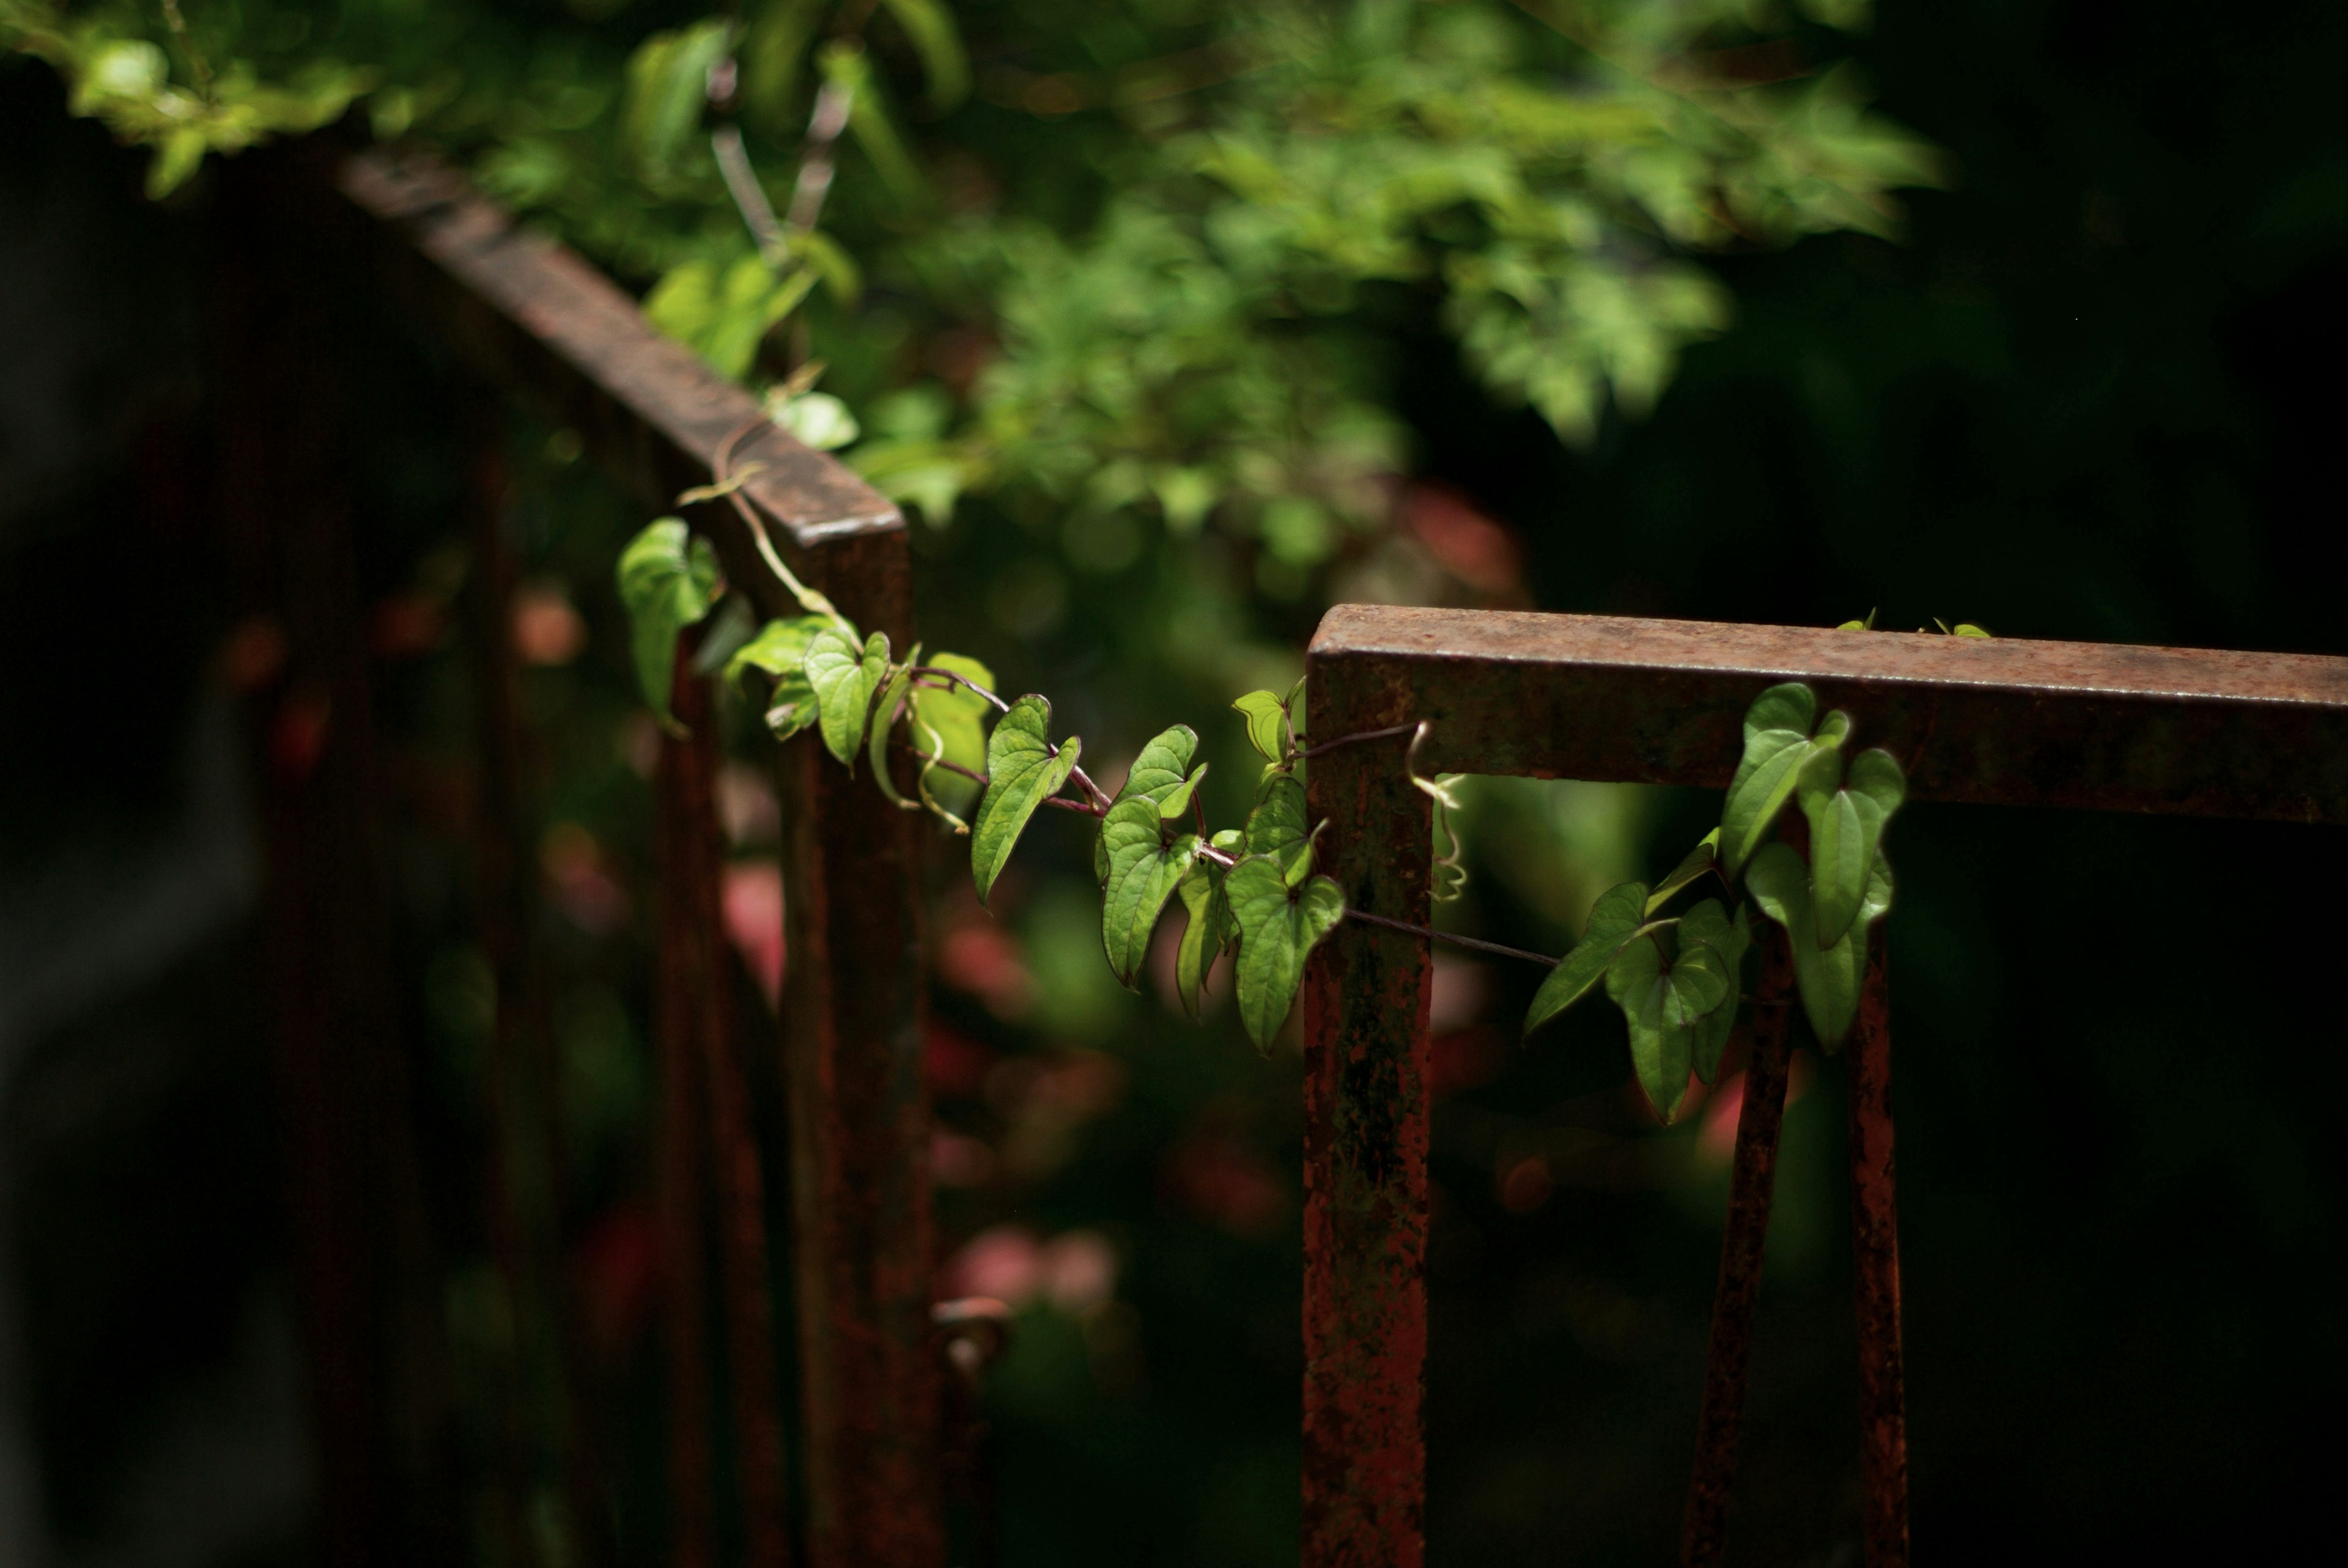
[223,134,2348,1568]
[1301,605,2348,1567]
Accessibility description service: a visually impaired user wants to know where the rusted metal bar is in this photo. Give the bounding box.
[654,646,719,1568]
[1847,934,1909,1567]
[665,664,796,1568]
[1301,658,1433,1568]
[331,144,940,1568]
[1681,927,1796,1567]
[1310,605,2348,822]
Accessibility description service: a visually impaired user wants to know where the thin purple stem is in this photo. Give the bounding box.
[1343,908,1559,968]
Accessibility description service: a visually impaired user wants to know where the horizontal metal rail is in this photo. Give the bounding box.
[240,141,942,1568]
[1301,603,2348,1568]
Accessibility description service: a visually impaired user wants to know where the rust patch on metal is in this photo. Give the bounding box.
[1847,933,1910,1567]
[1302,655,1433,1568]
[1681,925,1796,1567]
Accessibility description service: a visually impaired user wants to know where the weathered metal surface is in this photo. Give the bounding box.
[1311,605,2348,822]
[334,149,895,571]
[1847,936,1910,1567]
[328,144,940,1567]
[1681,927,1796,1568]
[654,655,718,1568]
[1302,661,1434,1568]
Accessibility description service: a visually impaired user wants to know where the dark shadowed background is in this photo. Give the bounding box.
[3,2,2343,1565]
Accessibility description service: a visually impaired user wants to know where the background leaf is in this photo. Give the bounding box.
[616,518,720,732]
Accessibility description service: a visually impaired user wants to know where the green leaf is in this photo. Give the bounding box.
[1227,856,1345,1051]
[1645,828,1721,914]
[1093,724,1199,884]
[616,518,722,733]
[970,695,1080,907]
[1232,690,1290,763]
[1523,880,1650,1036]
[1744,843,1894,1050]
[908,652,994,822]
[1245,770,1313,882]
[728,614,836,740]
[1952,623,1992,638]
[1100,797,1201,988]
[1605,937,1699,1123]
[805,629,890,769]
[866,642,924,809]
[1680,899,1751,1083]
[1159,763,1208,821]
[1719,682,1817,877]
[1173,861,1230,1020]
[1800,747,1906,946]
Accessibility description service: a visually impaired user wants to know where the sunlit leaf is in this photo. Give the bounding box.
[1953,623,1992,638]
[1227,856,1345,1052]
[1245,770,1314,882]
[1100,797,1201,988]
[1232,690,1289,762]
[909,650,994,819]
[1744,842,1893,1050]
[728,614,836,740]
[1645,828,1720,914]
[616,518,722,732]
[1719,682,1817,877]
[1523,880,1650,1035]
[805,628,890,769]
[970,695,1080,907]
[1093,724,1198,883]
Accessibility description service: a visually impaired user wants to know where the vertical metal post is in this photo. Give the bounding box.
[1301,661,1433,1568]
[1847,935,1910,1566]
[1682,927,1796,1566]
[770,529,941,1568]
[654,649,718,1568]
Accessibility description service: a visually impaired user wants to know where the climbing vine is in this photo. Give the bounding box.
[623,496,1934,1116]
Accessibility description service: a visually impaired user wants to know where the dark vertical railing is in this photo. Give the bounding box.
[1681,927,1796,1566]
[1300,688,1433,1568]
[1846,937,1910,1567]
[284,144,942,1568]
[1303,602,2348,1566]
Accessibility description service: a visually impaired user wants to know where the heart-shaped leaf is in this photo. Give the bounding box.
[1157,763,1208,821]
[1679,899,1752,1082]
[805,628,890,768]
[1100,796,1201,988]
[1605,936,1702,1122]
[1524,879,1651,1036]
[1744,842,1894,1049]
[1227,855,1345,1051]
[1232,690,1290,763]
[1800,746,1905,946]
[726,613,836,740]
[1093,725,1199,884]
[1173,861,1230,1019]
[1719,682,1816,877]
[1246,770,1315,883]
[970,694,1080,907]
[1645,829,1721,915]
[616,518,722,732]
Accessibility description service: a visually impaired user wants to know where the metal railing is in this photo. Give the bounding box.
[221,139,938,1568]
[1300,603,2348,1567]
[221,129,2348,1568]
